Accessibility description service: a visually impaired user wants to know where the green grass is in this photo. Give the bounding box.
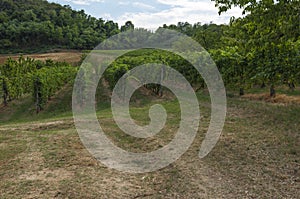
[0,131,27,162]
[0,89,74,125]
[89,49,130,56]
[0,84,299,198]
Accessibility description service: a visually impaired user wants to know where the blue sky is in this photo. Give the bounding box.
[48,0,243,30]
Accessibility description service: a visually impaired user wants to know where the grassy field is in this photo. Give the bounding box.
[0,85,299,198]
[0,51,299,198]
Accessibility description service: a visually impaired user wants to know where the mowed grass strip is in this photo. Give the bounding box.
[0,93,299,198]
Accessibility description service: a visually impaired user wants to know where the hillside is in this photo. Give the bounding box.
[0,0,299,197]
[0,88,299,198]
[0,0,120,53]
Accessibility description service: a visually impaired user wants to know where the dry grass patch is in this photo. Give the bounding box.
[242,93,300,105]
[0,95,299,198]
[0,51,82,65]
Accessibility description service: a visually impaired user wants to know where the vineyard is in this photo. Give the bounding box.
[210,40,300,96]
[81,47,300,102]
[0,0,299,109]
[1,45,300,115]
[0,51,299,198]
[0,57,77,112]
[0,0,299,197]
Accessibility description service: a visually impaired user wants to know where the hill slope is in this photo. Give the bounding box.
[0,90,299,198]
[0,0,120,53]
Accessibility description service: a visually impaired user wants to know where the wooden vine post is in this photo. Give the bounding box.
[34,77,42,113]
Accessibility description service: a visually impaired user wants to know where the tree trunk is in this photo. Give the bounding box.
[270,85,276,98]
[2,79,8,106]
[239,88,245,96]
[3,92,7,106]
[35,78,42,114]
[158,67,165,97]
[36,87,40,114]
[288,82,295,90]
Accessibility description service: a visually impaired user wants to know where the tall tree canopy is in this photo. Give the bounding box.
[0,0,121,52]
[212,0,300,96]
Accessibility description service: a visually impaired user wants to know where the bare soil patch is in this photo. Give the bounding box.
[242,93,300,105]
[0,51,83,65]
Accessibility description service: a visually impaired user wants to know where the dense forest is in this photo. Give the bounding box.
[0,0,226,52]
[0,0,122,52]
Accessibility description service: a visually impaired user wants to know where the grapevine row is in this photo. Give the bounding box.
[0,57,77,112]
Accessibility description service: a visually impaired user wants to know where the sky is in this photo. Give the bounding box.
[48,0,243,30]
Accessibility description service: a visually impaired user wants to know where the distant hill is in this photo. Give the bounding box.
[0,0,120,53]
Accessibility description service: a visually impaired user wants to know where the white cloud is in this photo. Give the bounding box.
[115,0,243,30]
[133,2,155,10]
[102,13,112,20]
[64,0,104,5]
[157,0,207,7]
[118,1,130,5]
[52,0,243,30]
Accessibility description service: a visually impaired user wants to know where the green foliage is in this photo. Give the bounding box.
[105,63,130,89]
[212,0,300,96]
[0,57,37,101]
[0,0,121,52]
[0,0,299,100]
[103,49,201,94]
[210,47,245,87]
[32,63,77,112]
[0,56,77,112]
[121,21,135,32]
[162,22,227,50]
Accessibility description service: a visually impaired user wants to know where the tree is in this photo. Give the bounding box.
[213,0,300,96]
[121,21,134,32]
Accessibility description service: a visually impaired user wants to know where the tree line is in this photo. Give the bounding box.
[0,0,130,53]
